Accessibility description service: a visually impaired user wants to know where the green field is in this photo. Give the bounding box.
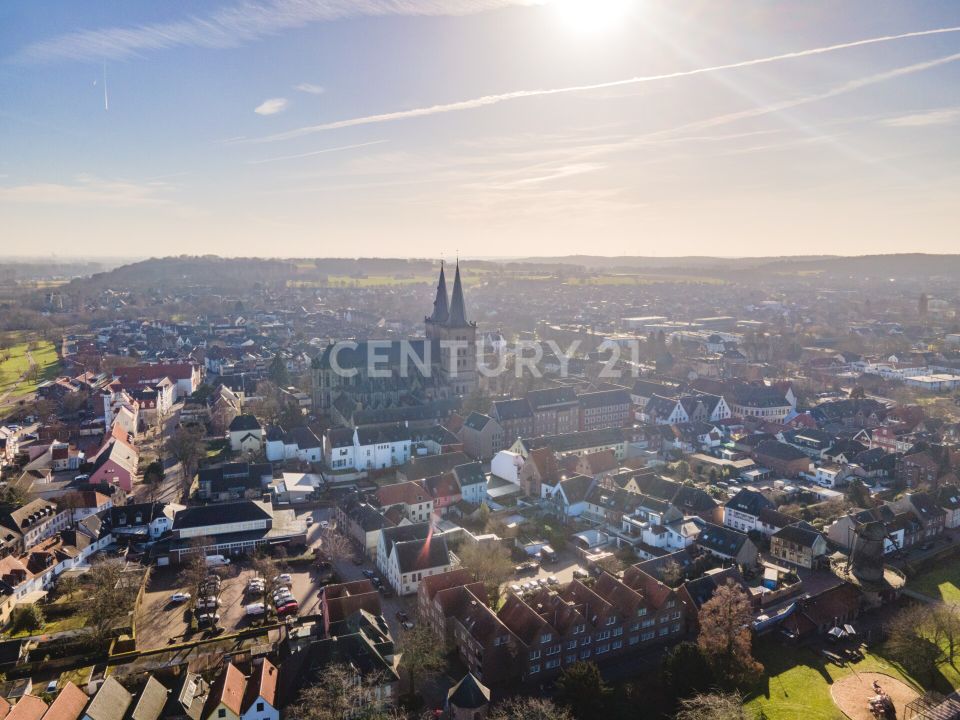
[0,340,61,403]
[908,564,960,603]
[744,636,960,720]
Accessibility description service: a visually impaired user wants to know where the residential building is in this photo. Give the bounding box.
[228,415,263,454]
[770,524,828,569]
[578,389,631,431]
[377,523,452,595]
[459,412,504,461]
[376,481,434,523]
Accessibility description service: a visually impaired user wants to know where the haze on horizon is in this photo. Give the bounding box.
[2,0,959,258]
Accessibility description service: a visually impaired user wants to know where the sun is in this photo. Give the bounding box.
[554,0,634,34]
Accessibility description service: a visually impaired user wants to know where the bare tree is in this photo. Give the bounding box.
[398,622,444,698]
[165,425,205,500]
[697,580,763,685]
[675,691,749,720]
[285,664,400,720]
[457,541,514,605]
[489,697,573,720]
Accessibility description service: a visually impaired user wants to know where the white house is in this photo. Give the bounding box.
[453,463,487,505]
[228,415,264,454]
[240,658,280,720]
[490,450,523,486]
[354,424,412,470]
[377,523,452,595]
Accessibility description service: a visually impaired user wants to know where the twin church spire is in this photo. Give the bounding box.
[428,261,469,328]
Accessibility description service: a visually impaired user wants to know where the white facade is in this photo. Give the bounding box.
[490,450,523,485]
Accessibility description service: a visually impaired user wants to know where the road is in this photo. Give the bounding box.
[134,402,186,504]
[292,507,414,642]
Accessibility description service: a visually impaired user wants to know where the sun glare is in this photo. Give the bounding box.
[554,0,633,34]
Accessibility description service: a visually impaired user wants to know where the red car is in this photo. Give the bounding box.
[278,601,299,616]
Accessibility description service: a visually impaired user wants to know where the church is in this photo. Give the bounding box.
[311,262,478,420]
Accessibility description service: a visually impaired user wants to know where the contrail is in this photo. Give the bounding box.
[256,25,960,142]
[103,62,109,111]
[245,139,388,164]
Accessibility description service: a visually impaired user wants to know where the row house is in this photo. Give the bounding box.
[324,423,413,471]
[0,499,70,555]
[695,523,759,567]
[639,392,730,426]
[490,399,535,446]
[444,568,687,688]
[527,387,579,436]
[376,481,434,523]
[723,489,799,536]
[336,495,394,559]
[611,470,719,523]
[264,425,323,463]
[418,568,488,647]
[578,389,631,431]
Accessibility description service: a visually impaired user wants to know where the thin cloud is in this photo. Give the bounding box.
[255,98,288,115]
[12,0,545,64]
[295,83,326,95]
[246,139,388,164]
[881,107,960,127]
[0,177,173,208]
[254,25,960,141]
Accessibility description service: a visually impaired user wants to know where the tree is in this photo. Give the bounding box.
[457,541,514,605]
[930,604,960,666]
[83,558,141,648]
[252,552,280,616]
[659,559,685,587]
[397,623,443,698]
[675,460,690,482]
[268,352,290,388]
[675,691,748,720]
[697,580,763,685]
[488,697,573,720]
[248,380,282,424]
[850,385,867,400]
[10,603,44,635]
[661,642,714,701]
[887,604,955,681]
[284,664,401,720]
[846,478,872,509]
[143,459,165,501]
[556,661,607,720]
[165,425,205,500]
[318,528,354,565]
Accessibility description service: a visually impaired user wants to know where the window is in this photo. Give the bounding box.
[529,664,540,674]
[541,633,552,643]
[580,649,591,659]
[581,636,591,646]
[637,607,647,616]
[566,654,577,664]
[546,658,561,670]
[257,702,265,711]
[218,711,226,719]
[659,627,669,636]
[630,622,640,632]
[566,640,577,650]
[606,616,617,626]
[672,611,681,620]
[596,630,610,641]
[641,631,655,641]
[529,650,541,661]
[596,643,610,655]
[613,627,623,637]
[574,623,586,634]
[612,639,622,650]
[629,635,639,645]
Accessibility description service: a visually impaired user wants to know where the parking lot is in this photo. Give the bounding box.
[137,563,275,649]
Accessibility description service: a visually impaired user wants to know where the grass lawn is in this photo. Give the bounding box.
[744,636,960,720]
[908,564,960,603]
[0,340,61,401]
[4,613,88,639]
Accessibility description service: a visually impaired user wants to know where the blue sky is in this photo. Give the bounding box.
[2,0,959,258]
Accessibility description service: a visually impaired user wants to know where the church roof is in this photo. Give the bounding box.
[448,262,469,327]
[429,262,450,324]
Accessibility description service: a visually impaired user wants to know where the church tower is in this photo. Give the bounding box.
[425,261,477,397]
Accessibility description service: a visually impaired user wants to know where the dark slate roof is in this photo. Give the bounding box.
[578,389,631,409]
[726,489,775,517]
[448,263,469,327]
[447,673,490,710]
[228,414,261,432]
[287,426,322,450]
[773,523,824,548]
[400,452,471,481]
[453,462,486,487]
[315,339,438,372]
[755,440,809,462]
[395,532,450,573]
[492,398,533,421]
[521,427,626,454]
[526,387,578,410]
[172,501,270,530]
[557,474,594,505]
[696,522,749,557]
[327,427,354,449]
[463,412,493,432]
[356,423,410,446]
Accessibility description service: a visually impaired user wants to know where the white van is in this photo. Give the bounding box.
[245,602,266,616]
[205,555,231,567]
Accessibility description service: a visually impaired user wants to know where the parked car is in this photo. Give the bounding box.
[198,597,221,610]
[547,576,559,585]
[509,584,522,594]
[274,574,293,586]
[305,516,314,526]
[277,602,299,616]
[45,680,58,693]
[245,603,266,616]
[514,561,538,575]
[197,613,220,627]
[361,569,376,579]
[573,568,589,580]
[205,555,230,567]
[170,592,191,603]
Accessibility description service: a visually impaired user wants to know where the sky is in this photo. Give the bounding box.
[2,0,960,258]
